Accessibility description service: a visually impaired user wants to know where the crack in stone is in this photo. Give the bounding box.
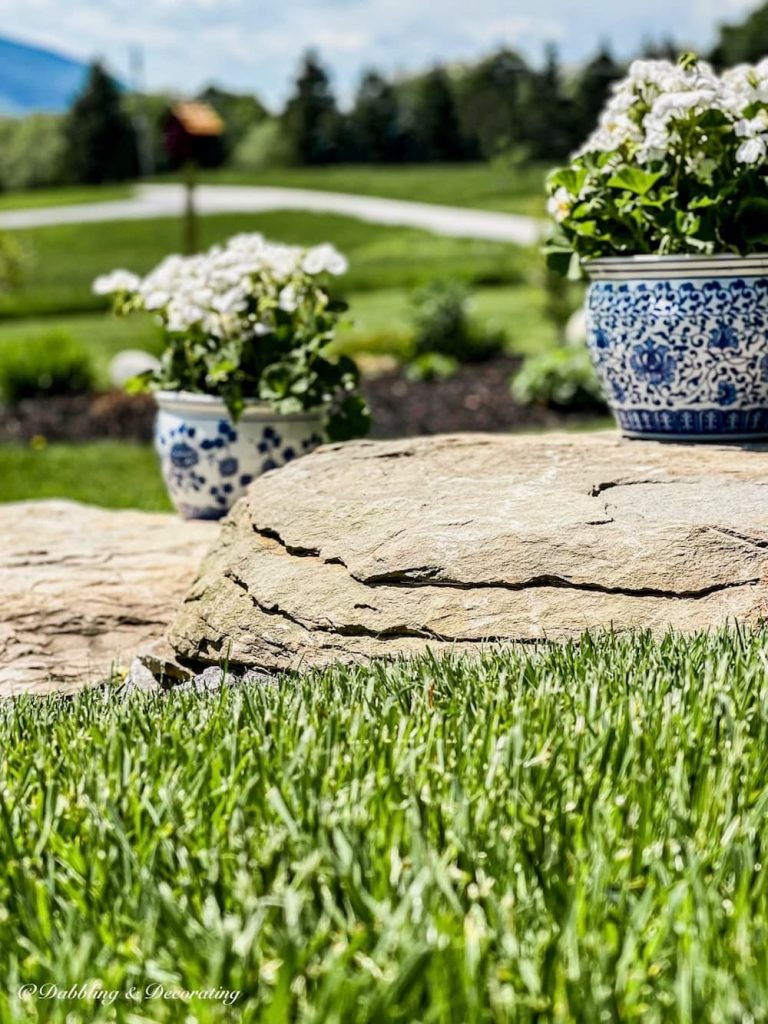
[361,570,760,600]
[707,526,768,551]
[247,524,760,600]
[223,570,538,646]
[589,478,678,496]
[253,526,322,559]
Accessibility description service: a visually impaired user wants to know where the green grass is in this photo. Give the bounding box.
[0,185,132,211]
[0,164,549,216]
[194,162,551,217]
[0,212,533,320]
[0,442,170,509]
[2,630,768,1022]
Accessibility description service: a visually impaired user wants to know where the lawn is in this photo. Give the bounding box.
[0,211,534,319]
[2,629,768,1022]
[0,163,549,217]
[0,442,170,510]
[0,210,560,379]
[195,162,551,217]
[0,184,132,211]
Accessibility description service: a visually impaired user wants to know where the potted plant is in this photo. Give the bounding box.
[94,233,370,518]
[546,55,768,440]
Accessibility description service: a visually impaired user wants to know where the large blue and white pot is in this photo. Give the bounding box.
[585,254,768,440]
[155,391,325,519]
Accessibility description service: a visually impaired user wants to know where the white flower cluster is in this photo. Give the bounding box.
[92,234,348,339]
[578,57,768,166]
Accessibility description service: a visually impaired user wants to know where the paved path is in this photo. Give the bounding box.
[0,183,542,246]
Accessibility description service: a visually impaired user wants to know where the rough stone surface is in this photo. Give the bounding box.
[0,501,215,695]
[169,432,768,672]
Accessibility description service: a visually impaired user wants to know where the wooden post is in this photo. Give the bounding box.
[183,160,198,255]
[163,102,223,254]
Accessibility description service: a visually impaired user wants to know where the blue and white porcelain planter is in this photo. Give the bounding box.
[585,254,768,441]
[155,391,325,519]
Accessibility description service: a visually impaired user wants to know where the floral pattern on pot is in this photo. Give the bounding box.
[155,392,324,519]
[585,273,768,440]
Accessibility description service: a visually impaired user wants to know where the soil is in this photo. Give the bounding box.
[0,357,604,445]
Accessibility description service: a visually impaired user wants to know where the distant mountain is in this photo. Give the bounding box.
[0,35,89,115]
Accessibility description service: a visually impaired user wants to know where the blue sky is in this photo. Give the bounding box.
[2,0,760,109]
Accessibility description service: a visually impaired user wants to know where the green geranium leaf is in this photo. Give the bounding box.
[606,168,663,196]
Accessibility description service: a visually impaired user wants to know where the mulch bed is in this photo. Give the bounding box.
[0,357,599,445]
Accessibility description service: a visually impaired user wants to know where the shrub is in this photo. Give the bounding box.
[233,119,292,170]
[0,332,95,405]
[0,114,67,191]
[511,345,607,412]
[410,281,506,376]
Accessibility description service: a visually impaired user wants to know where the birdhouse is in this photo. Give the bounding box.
[163,101,224,164]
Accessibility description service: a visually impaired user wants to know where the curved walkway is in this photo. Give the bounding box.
[0,183,542,246]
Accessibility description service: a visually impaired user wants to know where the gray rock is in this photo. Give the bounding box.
[122,656,162,694]
[169,432,768,673]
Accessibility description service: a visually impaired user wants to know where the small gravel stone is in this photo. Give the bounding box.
[122,657,162,694]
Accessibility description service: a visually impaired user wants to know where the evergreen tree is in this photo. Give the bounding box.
[458,49,531,159]
[641,37,682,61]
[64,62,138,184]
[350,71,403,162]
[573,47,624,148]
[711,3,768,66]
[283,52,344,165]
[411,67,468,162]
[519,45,577,160]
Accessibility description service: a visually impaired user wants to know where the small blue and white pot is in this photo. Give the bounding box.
[585,254,768,441]
[154,391,325,519]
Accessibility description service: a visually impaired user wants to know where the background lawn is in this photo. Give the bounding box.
[193,162,551,217]
[0,208,562,382]
[0,442,170,510]
[0,163,549,217]
[0,184,133,211]
[2,629,768,1022]
[0,211,536,319]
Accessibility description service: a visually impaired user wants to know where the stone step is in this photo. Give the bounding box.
[169,431,768,673]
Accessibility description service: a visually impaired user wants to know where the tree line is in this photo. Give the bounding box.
[0,1,765,191]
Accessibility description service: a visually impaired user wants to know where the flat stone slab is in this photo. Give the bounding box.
[0,502,215,695]
[169,432,768,672]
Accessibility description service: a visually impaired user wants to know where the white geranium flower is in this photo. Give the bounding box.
[735,112,768,138]
[94,230,350,355]
[211,286,247,315]
[302,244,348,276]
[92,269,140,295]
[547,187,572,223]
[141,290,170,310]
[278,284,300,312]
[736,137,767,164]
[165,298,205,333]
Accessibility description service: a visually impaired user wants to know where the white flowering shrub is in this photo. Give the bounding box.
[93,233,370,440]
[546,55,768,269]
